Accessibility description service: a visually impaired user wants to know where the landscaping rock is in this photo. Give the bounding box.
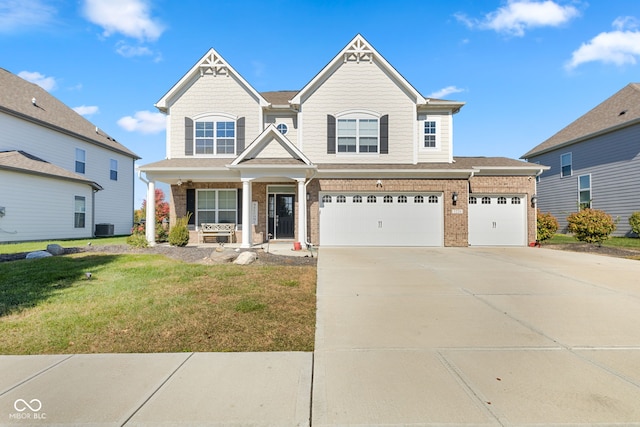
[26,251,52,259]
[47,244,65,256]
[234,251,257,265]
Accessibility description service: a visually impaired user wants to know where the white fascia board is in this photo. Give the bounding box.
[291,34,426,105]
[316,168,476,179]
[471,165,551,176]
[156,48,269,111]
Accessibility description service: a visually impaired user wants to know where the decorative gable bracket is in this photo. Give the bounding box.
[343,37,374,63]
[199,52,229,77]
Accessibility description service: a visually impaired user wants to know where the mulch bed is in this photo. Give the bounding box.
[0,244,317,266]
[543,243,640,259]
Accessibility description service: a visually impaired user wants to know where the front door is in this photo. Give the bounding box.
[268,194,295,239]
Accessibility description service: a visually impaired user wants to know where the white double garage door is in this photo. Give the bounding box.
[319,192,527,247]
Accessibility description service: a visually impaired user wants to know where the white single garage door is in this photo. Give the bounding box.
[319,193,443,246]
[468,195,527,246]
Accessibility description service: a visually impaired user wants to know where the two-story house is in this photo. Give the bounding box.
[140,35,545,247]
[523,83,640,236]
[0,68,139,242]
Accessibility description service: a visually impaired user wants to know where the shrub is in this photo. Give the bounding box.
[168,213,191,247]
[126,233,148,248]
[629,212,640,236]
[566,208,616,245]
[537,210,559,243]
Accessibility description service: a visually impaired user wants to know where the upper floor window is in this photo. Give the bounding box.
[75,148,85,174]
[195,120,235,155]
[561,152,572,177]
[579,174,591,209]
[337,114,378,153]
[276,123,288,135]
[110,159,118,181]
[422,116,441,149]
[424,121,437,148]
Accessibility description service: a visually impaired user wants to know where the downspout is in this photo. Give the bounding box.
[303,168,318,245]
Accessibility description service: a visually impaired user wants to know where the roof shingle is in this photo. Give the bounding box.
[523,83,640,158]
[0,68,139,159]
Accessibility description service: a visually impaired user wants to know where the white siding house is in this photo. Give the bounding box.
[141,35,545,247]
[0,68,139,242]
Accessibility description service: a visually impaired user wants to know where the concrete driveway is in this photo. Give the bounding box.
[313,247,640,426]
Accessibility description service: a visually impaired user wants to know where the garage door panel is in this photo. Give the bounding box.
[468,195,526,246]
[319,193,443,247]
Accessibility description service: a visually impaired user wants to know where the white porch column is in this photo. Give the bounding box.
[297,178,307,245]
[241,179,252,248]
[146,180,156,246]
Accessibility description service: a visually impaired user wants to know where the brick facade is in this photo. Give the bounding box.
[172,176,536,247]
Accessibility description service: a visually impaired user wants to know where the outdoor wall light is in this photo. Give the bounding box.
[177,179,183,186]
[376,180,383,187]
[531,195,538,206]
[306,192,310,201]
[452,192,458,205]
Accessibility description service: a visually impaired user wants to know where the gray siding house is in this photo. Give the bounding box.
[522,83,640,236]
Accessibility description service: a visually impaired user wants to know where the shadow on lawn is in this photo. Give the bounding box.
[0,254,120,317]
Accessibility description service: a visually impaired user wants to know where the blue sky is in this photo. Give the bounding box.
[2,0,640,207]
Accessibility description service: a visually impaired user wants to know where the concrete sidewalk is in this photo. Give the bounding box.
[0,352,311,426]
[313,247,640,426]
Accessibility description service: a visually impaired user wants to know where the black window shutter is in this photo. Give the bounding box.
[380,114,389,154]
[236,117,245,153]
[185,117,194,156]
[327,114,336,154]
[186,189,195,226]
[237,189,243,225]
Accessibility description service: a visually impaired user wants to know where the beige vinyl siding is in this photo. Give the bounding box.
[417,112,453,163]
[300,60,415,164]
[255,137,293,158]
[265,114,298,146]
[0,170,94,242]
[168,74,262,159]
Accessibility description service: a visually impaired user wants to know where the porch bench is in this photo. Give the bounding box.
[199,223,235,243]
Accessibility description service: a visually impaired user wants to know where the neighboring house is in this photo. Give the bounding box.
[140,34,545,247]
[0,68,139,242]
[522,83,640,236]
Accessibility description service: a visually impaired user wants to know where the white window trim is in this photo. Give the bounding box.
[75,148,86,174]
[421,115,442,151]
[74,196,86,228]
[578,173,592,209]
[561,152,572,178]
[335,110,380,156]
[195,189,238,227]
[193,113,238,157]
[110,159,118,181]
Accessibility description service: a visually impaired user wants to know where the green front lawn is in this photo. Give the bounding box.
[0,253,316,354]
[0,236,128,254]
[546,234,640,249]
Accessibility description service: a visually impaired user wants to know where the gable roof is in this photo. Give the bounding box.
[230,124,313,167]
[155,48,269,112]
[523,83,640,158]
[0,150,102,190]
[0,69,139,159]
[291,34,429,106]
[261,91,299,107]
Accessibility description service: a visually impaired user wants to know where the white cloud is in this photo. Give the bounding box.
[0,0,57,33]
[116,41,153,58]
[18,71,57,91]
[117,110,166,134]
[566,28,640,70]
[73,105,99,116]
[428,86,465,99]
[456,1,580,37]
[612,16,639,31]
[81,0,165,41]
